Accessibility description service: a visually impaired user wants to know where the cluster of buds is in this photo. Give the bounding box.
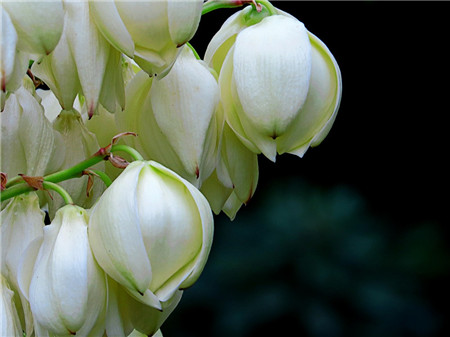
[1,1,341,336]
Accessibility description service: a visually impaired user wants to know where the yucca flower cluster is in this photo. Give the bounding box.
[1,1,341,336]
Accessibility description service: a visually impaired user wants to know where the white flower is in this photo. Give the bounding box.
[88,160,213,309]
[90,0,203,77]
[1,193,44,336]
[206,10,342,161]
[116,46,219,187]
[29,205,107,336]
[0,81,65,179]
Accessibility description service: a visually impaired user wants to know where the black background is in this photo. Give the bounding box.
[166,1,449,336]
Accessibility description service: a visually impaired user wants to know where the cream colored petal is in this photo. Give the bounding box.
[31,27,81,110]
[147,162,214,295]
[150,46,219,185]
[221,123,259,204]
[167,0,203,46]
[2,0,64,55]
[277,32,342,157]
[219,45,260,154]
[65,1,110,117]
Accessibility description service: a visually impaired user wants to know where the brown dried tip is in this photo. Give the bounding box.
[109,154,129,169]
[1,172,7,191]
[86,173,94,197]
[111,132,137,145]
[19,174,44,191]
[87,101,95,120]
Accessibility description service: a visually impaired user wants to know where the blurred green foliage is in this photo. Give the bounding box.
[164,177,449,337]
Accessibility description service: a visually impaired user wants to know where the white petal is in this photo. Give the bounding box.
[204,7,252,72]
[89,0,135,57]
[150,46,219,184]
[1,8,18,89]
[2,0,64,55]
[233,15,311,137]
[65,1,109,117]
[277,32,342,156]
[89,161,153,296]
[136,164,203,297]
[167,0,203,46]
[148,162,214,295]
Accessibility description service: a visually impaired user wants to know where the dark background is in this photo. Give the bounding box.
[165,1,449,336]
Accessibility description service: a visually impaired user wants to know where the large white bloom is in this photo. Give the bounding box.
[88,160,213,309]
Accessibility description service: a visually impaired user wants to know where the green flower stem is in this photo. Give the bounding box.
[91,170,113,188]
[110,144,144,161]
[1,144,143,202]
[202,0,244,15]
[42,181,73,205]
[5,175,23,188]
[1,183,34,202]
[202,0,277,16]
[256,0,277,15]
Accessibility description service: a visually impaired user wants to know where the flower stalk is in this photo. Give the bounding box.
[202,0,277,16]
[1,144,143,202]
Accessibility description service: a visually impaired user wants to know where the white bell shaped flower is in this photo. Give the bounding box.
[1,0,64,57]
[117,46,219,187]
[90,0,203,77]
[0,80,65,179]
[1,275,23,337]
[1,192,44,336]
[206,10,342,161]
[29,205,107,336]
[88,161,213,309]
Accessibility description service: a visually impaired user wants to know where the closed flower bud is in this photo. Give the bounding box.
[29,205,107,336]
[206,10,341,161]
[88,160,213,309]
[1,0,64,57]
[117,46,219,187]
[1,82,65,180]
[1,193,44,336]
[90,0,203,77]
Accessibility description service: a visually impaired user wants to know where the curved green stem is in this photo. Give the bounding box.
[202,0,277,16]
[91,170,112,188]
[111,144,144,161]
[1,183,34,202]
[5,175,24,188]
[1,144,143,202]
[257,0,277,15]
[202,0,243,15]
[43,181,73,205]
